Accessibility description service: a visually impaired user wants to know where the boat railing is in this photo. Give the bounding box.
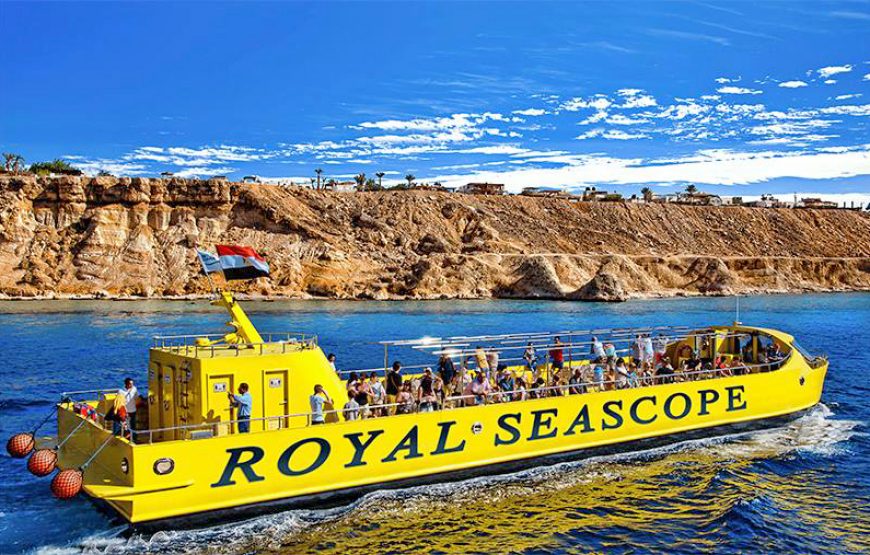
[150,332,318,356]
[132,353,791,444]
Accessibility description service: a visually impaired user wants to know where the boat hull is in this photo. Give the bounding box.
[131,404,813,532]
[61,349,827,527]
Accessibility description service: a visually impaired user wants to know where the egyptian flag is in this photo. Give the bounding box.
[216,245,270,280]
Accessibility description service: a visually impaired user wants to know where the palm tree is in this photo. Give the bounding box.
[686,184,698,194]
[354,172,366,190]
[405,173,415,188]
[315,168,323,190]
[375,171,385,189]
[641,187,653,202]
[2,153,24,173]
[365,177,377,190]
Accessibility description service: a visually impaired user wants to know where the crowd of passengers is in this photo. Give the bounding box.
[330,334,788,421]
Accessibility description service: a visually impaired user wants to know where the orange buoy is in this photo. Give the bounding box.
[27,449,57,477]
[50,468,83,499]
[6,433,35,458]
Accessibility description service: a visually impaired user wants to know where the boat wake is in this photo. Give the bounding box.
[33,404,862,555]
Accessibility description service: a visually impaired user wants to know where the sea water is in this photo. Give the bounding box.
[0,293,867,554]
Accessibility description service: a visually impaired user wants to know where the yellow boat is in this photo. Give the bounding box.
[7,292,828,528]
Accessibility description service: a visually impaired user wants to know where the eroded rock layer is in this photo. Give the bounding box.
[1,175,868,300]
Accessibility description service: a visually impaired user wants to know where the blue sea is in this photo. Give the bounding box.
[0,293,867,554]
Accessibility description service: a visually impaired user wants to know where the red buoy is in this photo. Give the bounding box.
[6,433,35,458]
[51,469,83,499]
[27,449,57,477]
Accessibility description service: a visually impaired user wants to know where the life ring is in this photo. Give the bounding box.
[678,344,693,359]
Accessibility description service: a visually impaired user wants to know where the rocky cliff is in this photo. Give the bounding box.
[1,174,868,301]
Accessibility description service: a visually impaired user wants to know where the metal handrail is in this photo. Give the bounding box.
[130,353,791,443]
[152,332,318,349]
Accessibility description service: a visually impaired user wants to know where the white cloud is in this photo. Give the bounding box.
[576,129,649,140]
[824,79,838,85]
[717,86,763,95]
[715,77,736,84]
[834,94,862,101]
[819,104,870,116]
[427,146,870,192]
[560,95,612,112]
[579,111,609,125]
[620,94,658,108]
[512,108,547,116]
[779,80,808,88]
[817,65,853,78]
[605,114,650,125]
[865,73,870,81]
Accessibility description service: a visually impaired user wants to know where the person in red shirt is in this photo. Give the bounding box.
[550,336,565,371]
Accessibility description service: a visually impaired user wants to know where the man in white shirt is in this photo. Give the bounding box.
[119,378,138,442]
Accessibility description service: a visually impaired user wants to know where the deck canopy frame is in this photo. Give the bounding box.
[358,325,755,376]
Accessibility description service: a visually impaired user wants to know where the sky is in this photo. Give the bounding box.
[2,1,869,203]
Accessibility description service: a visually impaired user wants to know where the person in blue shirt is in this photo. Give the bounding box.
[309,384,333,425]
[228,383,253,433]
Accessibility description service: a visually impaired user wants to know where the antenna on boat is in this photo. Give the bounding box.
[734,294,742,326]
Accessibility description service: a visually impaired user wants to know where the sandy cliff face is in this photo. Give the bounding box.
[1,174,868,300]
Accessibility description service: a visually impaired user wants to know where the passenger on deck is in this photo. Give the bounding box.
[470,370,491,405]
[432,374,444,409]
[515,377,529,401]
[730,356,748,376]
[438,353,456,397]
[486,348,499,378]
[654,333,668,364]
[106,394,128,437]
[355,376,372,418]
[474,346,490,377]
[568,367,585,394]
[397,382,414,414]
[328,353,337,372]
[615,359,629,389]
[550,337,564,372]
[309,384,333,425]
[549,373,565,396]
[369,372,386,416]
[119,378,138,442]
[523,343,538,376]
[592,359,606,392]
[591,336,606,362]
[631,335,642,366]
[604,342,617,364]
[656,361,675,384]
[343,391,360,421]
[530,376,546,398]
[346,371,359,394]
[642,334,654,364]
[627,363,641,388]
[497,367,515,401]
[714,356,732,378]
[228,383,252,433]
[386,361,403,416]
[418,368,437,412]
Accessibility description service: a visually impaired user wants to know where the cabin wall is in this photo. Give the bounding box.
[147,347,344,441]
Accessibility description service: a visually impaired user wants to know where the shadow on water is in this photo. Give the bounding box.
[39,405,867,555]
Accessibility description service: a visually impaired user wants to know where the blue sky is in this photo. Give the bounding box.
[2,1,869,202]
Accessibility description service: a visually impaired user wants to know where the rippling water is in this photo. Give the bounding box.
[1,294,867,554]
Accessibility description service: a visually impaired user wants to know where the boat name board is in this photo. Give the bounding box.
[211,385,747,488]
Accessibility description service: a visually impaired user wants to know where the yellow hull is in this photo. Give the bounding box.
[57,346,826,525]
